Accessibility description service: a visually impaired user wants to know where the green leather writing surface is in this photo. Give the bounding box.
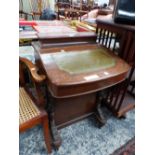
[52,48,116,74]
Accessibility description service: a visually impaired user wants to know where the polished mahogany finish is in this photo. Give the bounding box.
[37,32,97,47]
[32,41,130,148]
[33,43,130,98]
[54,93,96,128]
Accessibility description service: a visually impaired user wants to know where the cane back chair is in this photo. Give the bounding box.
[19,57,52,153]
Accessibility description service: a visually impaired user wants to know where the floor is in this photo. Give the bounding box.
[19,95,135,155]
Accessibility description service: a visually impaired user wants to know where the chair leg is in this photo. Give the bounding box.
[42,116,52,154]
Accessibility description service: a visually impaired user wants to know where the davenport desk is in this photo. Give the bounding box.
[32,39,130,148]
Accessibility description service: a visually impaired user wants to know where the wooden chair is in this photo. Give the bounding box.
[19,57,52,154]
[96,17,135,118]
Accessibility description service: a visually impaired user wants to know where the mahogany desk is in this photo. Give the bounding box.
[32,42,130,148]
[96,17,135,117]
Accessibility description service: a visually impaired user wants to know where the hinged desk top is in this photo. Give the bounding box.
[33,43,130,98]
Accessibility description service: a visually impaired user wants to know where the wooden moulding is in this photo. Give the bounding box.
[37,32,97,48]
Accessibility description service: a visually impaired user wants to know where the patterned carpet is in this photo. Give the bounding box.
[19,107,135,155]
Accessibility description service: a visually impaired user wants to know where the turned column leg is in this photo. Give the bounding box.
[46,86,62,150]
[42,115,52,154]
[50,111,62,150]
[95,91,107,128]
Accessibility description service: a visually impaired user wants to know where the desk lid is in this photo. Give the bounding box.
[38,44,130,86]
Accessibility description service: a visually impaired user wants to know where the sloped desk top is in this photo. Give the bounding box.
[33,43,130,98]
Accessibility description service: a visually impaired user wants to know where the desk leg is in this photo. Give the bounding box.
[46,87,62,150]
[50,111,62,150]
[95,91,106,128]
